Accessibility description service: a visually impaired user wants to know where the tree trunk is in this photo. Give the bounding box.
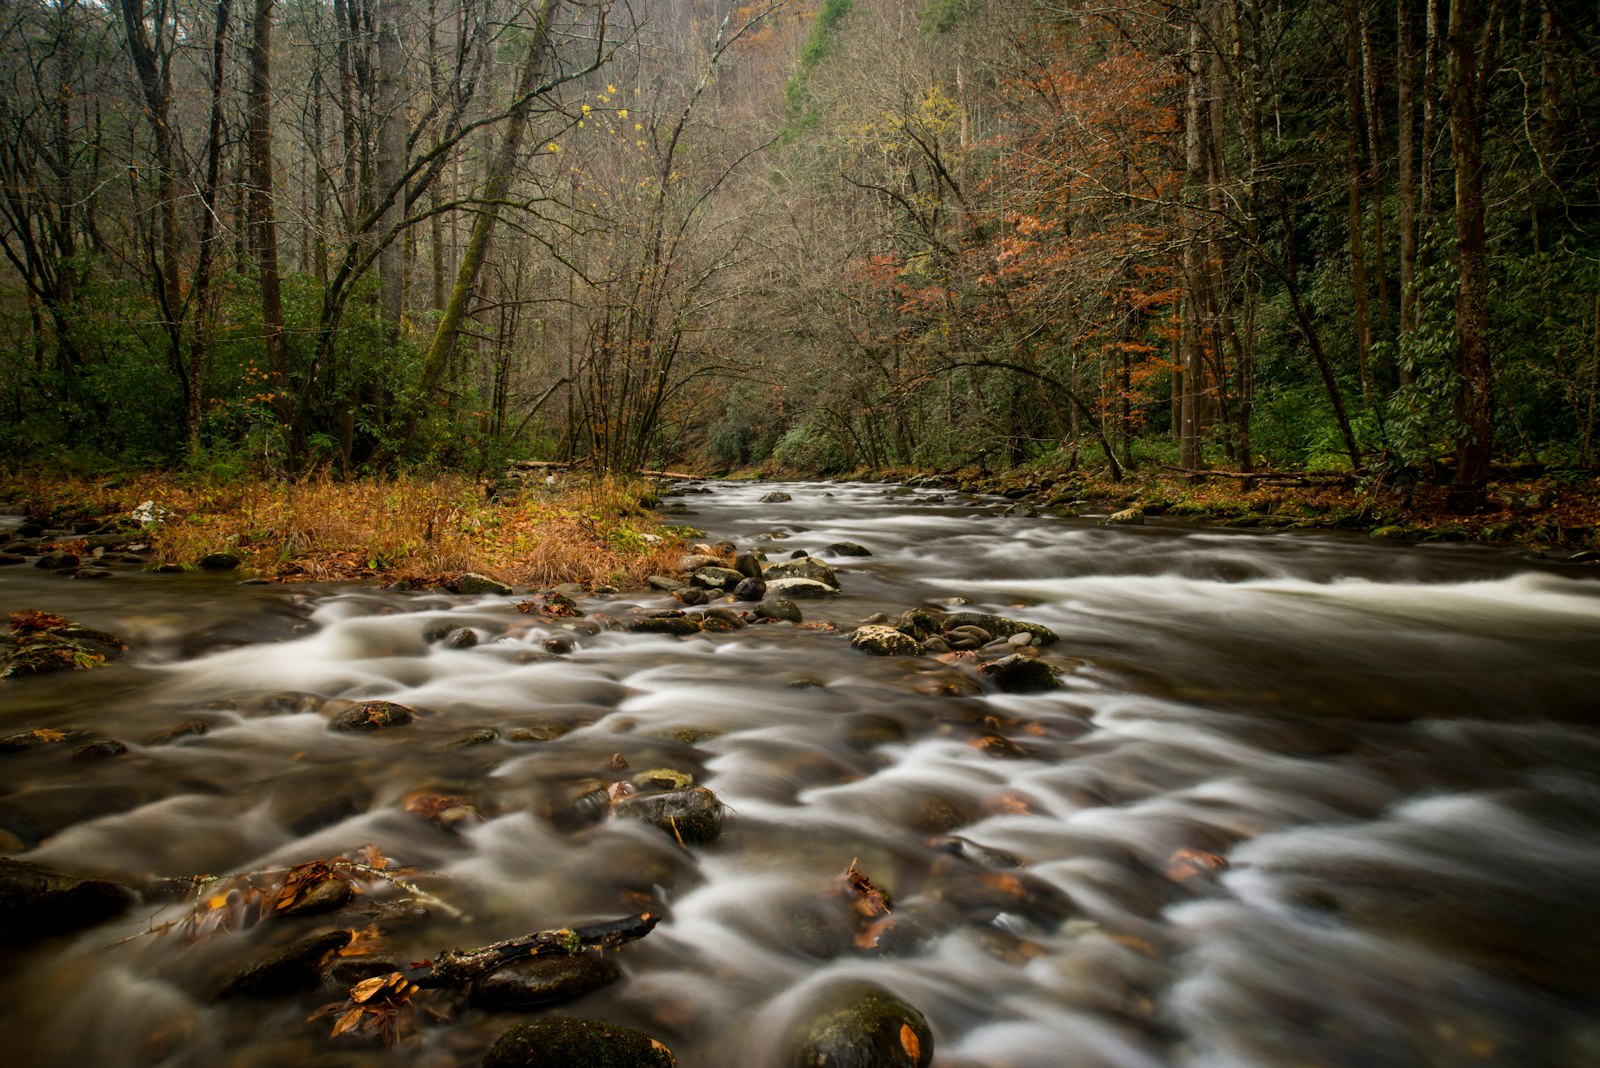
[376,2,407,334]
[1346,0,1373,405]
[1397,0,1418,366]
[247,0,292,434]
[1180,11,1206,472]
[1445,0,1495,510]
[399,0,563,457]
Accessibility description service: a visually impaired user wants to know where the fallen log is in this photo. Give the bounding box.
[409,911,659,987]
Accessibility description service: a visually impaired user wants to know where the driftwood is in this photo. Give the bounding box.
[408,911,659,987]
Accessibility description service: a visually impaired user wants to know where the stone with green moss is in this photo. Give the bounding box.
[940,611,1058,646]
[613,785,725,844]
[483,1018,676,1067]
[850,625,921,657]
[784,980,933,1068]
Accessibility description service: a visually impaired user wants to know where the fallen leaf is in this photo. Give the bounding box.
[900,1022,921,1062]
[1164,847,1229,882]
[331,1006,365,1037]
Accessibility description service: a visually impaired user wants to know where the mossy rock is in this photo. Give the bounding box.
[1102,506,1145,525]
[484,1018,675,1068]
[613,786,725,844]
[0,613,127,680]
[941,612,1058,646]
[1369,525,1409,539]
[327,700,415,731]
[764,556,840,588]
[979,654,1060,694]
[628,615,704,636]
[850,626,921,657]
[784,981,933,1068]
[894,609,941,643]
[456,572,514,596]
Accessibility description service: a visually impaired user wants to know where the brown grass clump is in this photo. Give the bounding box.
[1,469,689,588]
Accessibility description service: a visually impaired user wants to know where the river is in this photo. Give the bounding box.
[2,480,1599,1067]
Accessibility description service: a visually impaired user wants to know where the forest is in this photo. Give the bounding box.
[2,0,1598,511]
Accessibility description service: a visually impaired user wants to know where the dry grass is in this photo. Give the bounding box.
[1,469,691,588]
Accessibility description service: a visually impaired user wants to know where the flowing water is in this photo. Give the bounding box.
[3,481,1600,1068]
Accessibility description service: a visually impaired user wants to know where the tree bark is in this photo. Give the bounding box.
[247,0,292,432]
[1445,0,1496,510]
[1397,0,1419,368]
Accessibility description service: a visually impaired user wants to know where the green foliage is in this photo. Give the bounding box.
[771,423,846,472]
[781,0,855,135]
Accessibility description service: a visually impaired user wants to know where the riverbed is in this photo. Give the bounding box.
[3,480,1599,1067]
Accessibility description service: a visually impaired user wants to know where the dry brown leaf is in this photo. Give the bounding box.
[330,1007,365,1037]
[349,973,395,1003]
[834,859,892,918]
[1164,847,1229,882]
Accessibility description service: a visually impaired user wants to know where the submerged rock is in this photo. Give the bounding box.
[0,612,128,679]
[851,626,922,657]
[0,858,134,944]
[483,1018,676,1068]
[327,700,416,731]
[613,786,725,844]
[784,981,933,1068]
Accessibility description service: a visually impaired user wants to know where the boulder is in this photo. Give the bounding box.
[34,550,78,570]
[731,577,767,602]
[470,954,622,1009]
[850,626,922,657]
[1102,506,1145,526]
[783,981,933,1068]
[197,551,241,571]
[733,552,764,579]
[766,577,839,600]
[675,553,723,574]
[0,858,134,944]
[756,598,803,624]
[691,566,745,590]
[895,609,942,642]
[219,929,353,998]
[613,786,725,844]
[647,575,680,592]
[455,573,514,596]
[821,541,872,557]
[483,1019,675,1068]
[327,700,415,731]
[941,611,1058,646]
[978,654,1060,693]
[1,613,128,679]
[764,556,840,588]
[759,491,793,503]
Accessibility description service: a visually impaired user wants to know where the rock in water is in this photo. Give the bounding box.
[0,612,128,679]
[470,955,621,1008]
[455,573,514,595]
[851,626,922,657]
[197,551,240,571]
[978,654,1060,693]
[756,597,803,623]
[692,566,745,590]
[1102,506,1145,526]
[613,786,725,844]
[766,577,839,600]
[484,1018,676,1067]
[0,858,134,944]
[759,491,793,503]
[733,551,764,578]
[940,611,1059,646]
[732,576,767,602]
[764,556,840,588]
[821,541,872,557]
[220,929,354,998]
[784,981,933,1068]
[327,700,416,731]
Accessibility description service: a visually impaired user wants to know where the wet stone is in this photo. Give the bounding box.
[72,566,112,580]
[0,552,26,566]
[765,556,840,588]
[469,954,622,1009]
[672,587,709,606]
[1102,506,1145,526]
[0,858,135,945]
[197,551,240,571]
[508,721,571,742]
[851,626,922,657]
[628,614,703,635]
[692,566,744,590]
[613,785,725,844]
[483,1018,676,1068]
[978,654,1060,694]
[756,597,803,623]
[766,577,839,600]
[1,727,96,753]
[219,928,353,998]
[327,700,415,731]
[822,541,872,557]
[732,576,767,602]
[276,876,353,916]
[34,550,78,570]
[455,572,513,595]
[71,738,128,760]
[942,611,1059,646]
[759,491,793,503]
[733,551,764,578]
[543,636,576,655]
[783,981,933,1068]
[439,727,498,751]
[445,627,480,649]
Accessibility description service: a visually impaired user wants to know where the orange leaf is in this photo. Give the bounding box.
[900,1022,921,1062]
[331,1007,365,1037]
